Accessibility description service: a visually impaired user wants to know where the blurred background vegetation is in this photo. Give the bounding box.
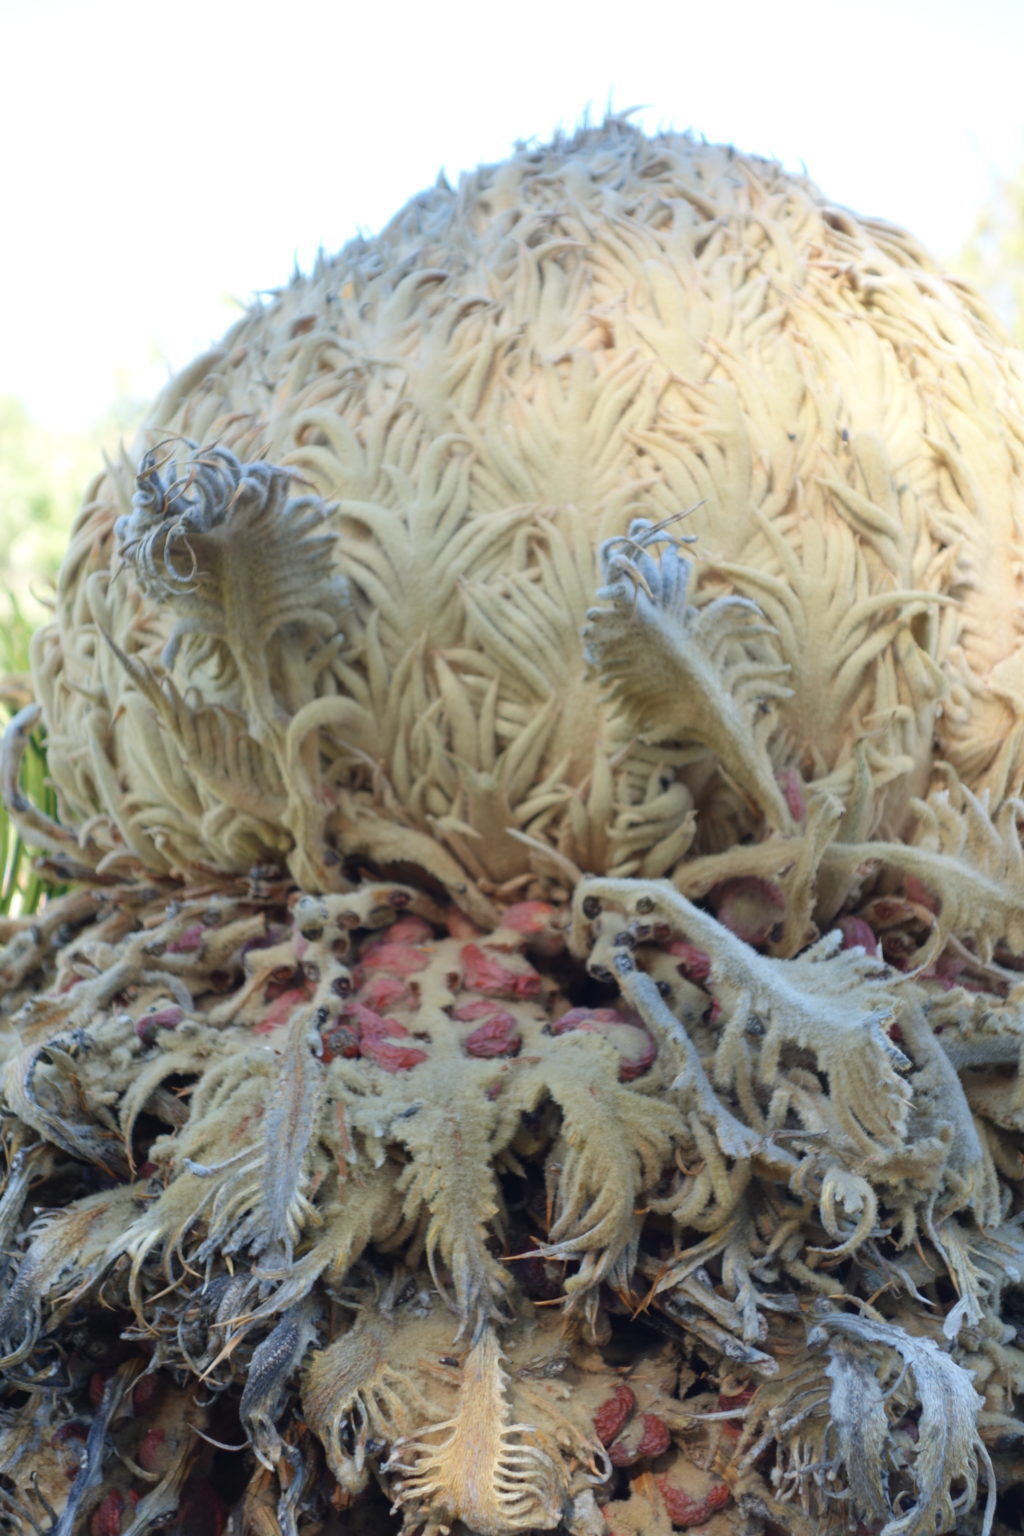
[2,170,1024,916]
[0,394,144,631]
[957,170,1024,345]
[0,395,144,913]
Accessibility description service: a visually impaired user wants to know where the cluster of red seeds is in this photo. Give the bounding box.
[593,1384,733,1528]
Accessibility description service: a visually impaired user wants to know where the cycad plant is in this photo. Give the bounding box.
[4,119,1024,1536]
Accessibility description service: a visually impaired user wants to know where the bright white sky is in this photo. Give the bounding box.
[3,0,1024,433]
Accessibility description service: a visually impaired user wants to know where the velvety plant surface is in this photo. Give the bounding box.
[5,120,1024,1536]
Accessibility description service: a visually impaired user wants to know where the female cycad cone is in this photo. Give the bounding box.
[31,115,1024,897]
[2,119,1024,1535]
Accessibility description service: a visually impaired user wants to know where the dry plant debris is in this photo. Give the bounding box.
[4,118,1024,1535]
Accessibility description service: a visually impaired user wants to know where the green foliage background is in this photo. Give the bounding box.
[0,609,56,916]
[0,395,142,913]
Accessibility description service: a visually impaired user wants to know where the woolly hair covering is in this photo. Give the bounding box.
[30,118,1024,904]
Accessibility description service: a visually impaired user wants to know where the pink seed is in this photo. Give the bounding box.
[253,985,311,1034]
[167,924,205,953]
[608,1412,672,1466]
[903,875,939,913]
[360,1038,428,1072]
[359,973,408,1011]
[710,877,785,946]
[138,1426,167,1474]
[453,999,497,1021]
[778,766,807,820]
[617,1034,658,1082]
[346,1002,412,1040]
[460,944,541,998]
[552,1006,631,1034]
[380,916,434,944]
[358,943,430,977]
[837,915,878,955]
[446,910,483,939]
[667,940,711,983]
[465,1011,521,1058]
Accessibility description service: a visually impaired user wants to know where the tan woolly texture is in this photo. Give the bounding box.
[11,121,1024,1536]
[30,119,1024,897]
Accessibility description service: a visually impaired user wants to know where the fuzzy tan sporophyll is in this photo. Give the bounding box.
[27,117,1024,899]
[3,118,1024,1536]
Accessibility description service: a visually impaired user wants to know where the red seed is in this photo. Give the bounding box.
[358,942,430,977]
[254,984,310,1034]
[453,999,498,1020]
[360,1038,428,1073]
[903,875,939,913]
[864,896,917,927]
[617,1033,658,1082]
[89,1370,109,1408]
[667,940,711,983]
[499,900,563,950]
[710,877,785,946]
[132,1373,160,1415]
[552,1008,656,1080]
[551,1005,633,1034]
[359,973,408,1011]
[265,965,302,998]
[380,916,434,944]
[138,1426,167,1473]
[51,1422,88,1445]
[167,924,205,953]
[348,1002,412,1040]
[633,1413,671,1458]
[89,1490,125,1536]
[174,1479,226,1536]
[837,915,878,955]
[657,1478,732,1527]
[593,1383,636,1445]
[465,1012,521,1058]
[346,1003,428,1069]
[460,943,541,999]
[50,1422,88,1480]
[607,1412,671,1466]
[135,1004,185,1043]
[716,1382,755,1439]
[147,1004,184,1029]
[502,901,557,934]
[778,766,807,820]
[918,950,967,992]
[607,1406,672,1468]
[446,910,482,939]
